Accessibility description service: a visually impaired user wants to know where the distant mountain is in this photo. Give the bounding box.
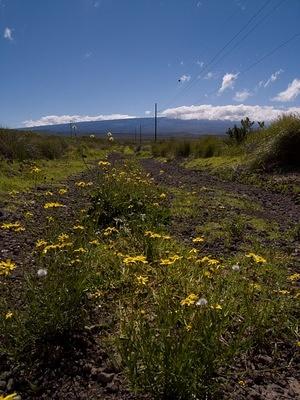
[25,117,235,137]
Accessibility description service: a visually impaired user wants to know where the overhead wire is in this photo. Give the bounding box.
[159,0,273,111]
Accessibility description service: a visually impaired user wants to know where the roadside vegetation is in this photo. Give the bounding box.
[149,114,300,199]
[0,122,299,399]
[0,128,111,200]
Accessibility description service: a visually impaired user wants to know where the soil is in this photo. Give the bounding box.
[0,155,299,399]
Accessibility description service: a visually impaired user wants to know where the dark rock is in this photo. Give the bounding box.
[97,371,114,384]
[0,381,6,390]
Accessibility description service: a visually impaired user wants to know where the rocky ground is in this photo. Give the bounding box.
[0,155,299,399]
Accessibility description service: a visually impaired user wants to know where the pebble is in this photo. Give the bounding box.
[0,381,6,390]
[6,377,14,391]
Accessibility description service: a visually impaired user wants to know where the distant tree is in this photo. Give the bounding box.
[241,117,255,132]
[257,121,265,129]
[226,117,256,144]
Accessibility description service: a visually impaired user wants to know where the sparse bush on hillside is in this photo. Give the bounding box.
[151,136,222,159]
[0,129,69,161]
[251,114,300,171]
[226,117,256,144]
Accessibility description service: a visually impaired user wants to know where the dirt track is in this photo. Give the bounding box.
[1,156,299,400]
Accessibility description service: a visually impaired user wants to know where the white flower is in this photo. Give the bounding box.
[232,264,240,272]
[89,134,95,138]
[196,297,208,306]
[107,132,112,137]
[37,268,48,277]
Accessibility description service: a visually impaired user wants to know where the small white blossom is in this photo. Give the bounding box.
[232,264,240,272]
[196,297,208,306]
[37,268,48,277]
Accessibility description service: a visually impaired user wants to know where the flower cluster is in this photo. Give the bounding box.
[0,259,17,276]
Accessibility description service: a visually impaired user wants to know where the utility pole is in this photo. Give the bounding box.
[139,124,142,145]
[154,103,157,142]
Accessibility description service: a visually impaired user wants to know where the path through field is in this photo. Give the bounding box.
[0,155,299,400]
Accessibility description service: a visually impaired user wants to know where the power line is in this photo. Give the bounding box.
[207,0,287,75]
[159,0,273,111]
[200,32,300,100]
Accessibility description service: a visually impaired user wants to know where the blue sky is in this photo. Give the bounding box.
[1,0,300,127]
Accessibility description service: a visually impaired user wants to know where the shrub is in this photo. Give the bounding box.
[252,114,300,171]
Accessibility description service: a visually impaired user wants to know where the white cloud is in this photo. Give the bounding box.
[218,73,239,93]
[196,60,204,67]
[204,71,215,80]
[234,90,252,102]
[160,104,300,122]
[272,79,300,102]
[23,114,136,127]
[94,1,100,7]
[84,51,92,59]
[180,61,184,65]
[196,1,202,7]
[260,69,283,88]
[179,74,191,82]
[145,110,151,115]
[4,27,13,41]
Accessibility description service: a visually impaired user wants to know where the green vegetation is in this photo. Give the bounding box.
[0,128,110,200]
[152,114,300,175]
[1,159,298,399]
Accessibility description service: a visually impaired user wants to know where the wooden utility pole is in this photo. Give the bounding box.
[139,124,142,145]
[154,103,157,142]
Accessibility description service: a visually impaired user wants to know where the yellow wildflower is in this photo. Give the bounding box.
[288,273,300,282]
[123,255,148,265]
[46,216,54,222]
[185,324,192,331]
[24,211,33,218]
[296,341,300,347]
[58,233,70,242]
[44,202,65,209]
[192,236,204,243]
[98,160,111,167]
[210,303,222,310]
[75,181,93,188]
[89,239,101,245]
[5,311,13,319]
[238,380,246,386]
[160,193,166,199]
[0,260,17,276]
[73,225,85,230]
[136,275,149,285]
[144,231,161,239]
[249,283,262,291]
[58,188,68,195]
[0,393,19,400]
[1,222,25,232]
[30,166,41,173]
[73,247,87,253]
[245,253,267,264]
[103,227,118,236]
[45,191,53,196]
[36,239,48,249]
[181,293,198,306]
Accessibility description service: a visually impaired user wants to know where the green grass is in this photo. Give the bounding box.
[0,149,108,202]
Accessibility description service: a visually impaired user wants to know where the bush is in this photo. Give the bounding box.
[252,114,300,171]
[0,129,69,161]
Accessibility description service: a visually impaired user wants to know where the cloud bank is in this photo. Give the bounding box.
[160,104,300,122]
[23,114,136,127]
